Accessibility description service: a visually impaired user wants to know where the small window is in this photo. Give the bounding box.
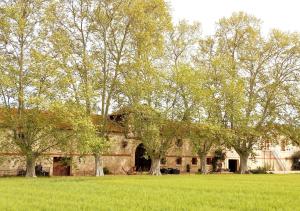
[191,157,197,165]
[176,157,182,165]
[260,140,270,150]
[265,141,270,150]
[18,133,25,139]
[259,141,264,150]
[121,140,128,148]
[206,157,212,165]
[281,140,286,151]
[161,157,167,165]
[176,139,183,147]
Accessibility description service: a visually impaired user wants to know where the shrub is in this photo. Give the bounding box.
[250,166,268,174]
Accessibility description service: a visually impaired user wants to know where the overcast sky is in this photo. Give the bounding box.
[169,0,300,35]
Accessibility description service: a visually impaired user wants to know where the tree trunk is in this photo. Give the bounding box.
[149,158,161,176]
[200,154,207,174]
[25,156,36,177]
[239,153,249,174]
[95,154,104,176]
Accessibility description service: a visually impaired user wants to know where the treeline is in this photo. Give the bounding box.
[0,0,300,177]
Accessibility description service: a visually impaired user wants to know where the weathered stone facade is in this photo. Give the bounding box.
[0,128,299,176]
[0,111,299,175]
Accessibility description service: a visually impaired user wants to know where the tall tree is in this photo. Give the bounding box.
[45,0,97,114]
[0,0,101,177]
[131,105,182,175]
[91,0,170,122]
[0,0,56,177]
[47,0,171,176]
[0,0,50,109]
[46,0,109,176]
[196,12,300,173]
[165,21,202,120]
[0,103,96,177]
[92,0,170,175]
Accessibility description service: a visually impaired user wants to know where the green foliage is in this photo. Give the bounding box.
[249,165,272,174]
[276,125,300,146]
[250,167,267,174]
[0,0,171,176]
[212,148,226,172]
[130,105,176,160]
[0,103,100,156]
[195,12,300,173]
[189,123,223,156]
[250,165,271,174]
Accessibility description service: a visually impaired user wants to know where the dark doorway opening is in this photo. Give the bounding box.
[53,157,71,176]
[135,144,151,172]
[228,159,238,172]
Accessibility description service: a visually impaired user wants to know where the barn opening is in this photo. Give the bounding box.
[53,157,71,176]
[135,144,151,172]
[228,159,238,172]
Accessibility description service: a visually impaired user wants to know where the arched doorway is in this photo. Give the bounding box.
[135,144,151,172]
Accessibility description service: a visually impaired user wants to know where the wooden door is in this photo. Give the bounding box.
[53,157,71,176]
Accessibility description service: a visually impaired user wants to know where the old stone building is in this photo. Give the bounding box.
[0,110,299,176]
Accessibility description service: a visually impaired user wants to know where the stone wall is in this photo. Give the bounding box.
[0,131,299,175]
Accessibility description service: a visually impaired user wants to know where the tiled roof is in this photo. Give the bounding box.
[0,108,125,133]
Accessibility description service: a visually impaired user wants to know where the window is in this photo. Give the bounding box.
[281,140,286,151]
[259,141,264,150]
[176,157,182,165]
[176,139,183,147]
[17,133,25,139]
[121,140,128,148]
[260,140,270,150]
[265,141,270,150]
[161,157,167,165]
[191,157,197,165]
[206,157,212,165]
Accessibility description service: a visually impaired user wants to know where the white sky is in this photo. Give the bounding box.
[169,0,300,35]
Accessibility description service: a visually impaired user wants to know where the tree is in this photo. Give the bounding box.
[188,124,224,174]
[196,12,300,173]
[82,120,111,177]
[164,21,227,175]
[91,0,170,123]
[165,20,201,66]
[85,136,110,176]
[276,125,300,146]
[0,103,96,177]
[45,0,97,115]
[46,0,110,176]
[47,0,171,176]
[0,0,53,110]
[275,83,300,146]
[130,105,182,175]
[164,21,202,121]
[0,0,56,177]
[0,1,103,177]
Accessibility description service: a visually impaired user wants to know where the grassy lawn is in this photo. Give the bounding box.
[0,174,299,211]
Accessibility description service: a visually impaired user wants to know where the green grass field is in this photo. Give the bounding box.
[0,174,299,211]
